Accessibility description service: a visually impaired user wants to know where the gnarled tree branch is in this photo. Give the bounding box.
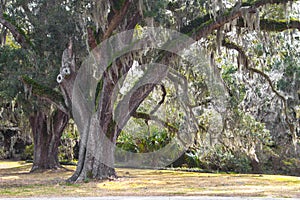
[20,76,68,114]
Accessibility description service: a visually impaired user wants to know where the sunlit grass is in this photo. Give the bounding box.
[0,160,299,198]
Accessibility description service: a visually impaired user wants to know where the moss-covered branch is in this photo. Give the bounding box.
[260,19,300,32]
[20,76,68,114]
[180,0,297,39]
[236,18,300,31]
[250,0,297,7]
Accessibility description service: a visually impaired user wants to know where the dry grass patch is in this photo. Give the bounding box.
[0,160,300,198]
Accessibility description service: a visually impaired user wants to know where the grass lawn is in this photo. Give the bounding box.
[0,160,300,198]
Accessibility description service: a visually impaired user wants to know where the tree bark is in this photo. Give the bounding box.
[29,109,69,172]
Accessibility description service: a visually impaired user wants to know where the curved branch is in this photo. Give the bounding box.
[222,39,294,135]
[114,65,169,137]
[150,84,167,115]
[132,111,178,133]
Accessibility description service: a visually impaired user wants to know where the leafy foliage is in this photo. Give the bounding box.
[117,124,172,153]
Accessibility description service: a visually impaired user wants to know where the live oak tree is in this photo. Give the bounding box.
[64,0,299,181]
[0,0,84,171]
[1,0,299,179]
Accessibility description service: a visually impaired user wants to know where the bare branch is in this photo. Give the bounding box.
[150,84,167,115]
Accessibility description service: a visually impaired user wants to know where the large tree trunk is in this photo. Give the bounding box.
[69,68,119,181]
[68,61,168,182]
[68,115,116,181]
[29,109,69,172]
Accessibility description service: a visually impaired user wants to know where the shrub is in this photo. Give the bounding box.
[185,145,252,173]
[0,147,6,159]
[22,144,34,160]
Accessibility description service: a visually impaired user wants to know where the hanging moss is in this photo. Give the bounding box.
[180,0,298,37]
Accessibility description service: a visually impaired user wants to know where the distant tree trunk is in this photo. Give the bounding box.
[29,110,69,172]
[250,158,262,174]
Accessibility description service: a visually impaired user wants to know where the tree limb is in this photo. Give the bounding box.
[114,65,169,137]
[102,0,132,40]
[222,39,294,135]
[0,10,30,49]
[150,84,167,115]
[87,27,97,50]
[20,76,68,114]
[181,0,297,39]
[260,19,300,31]
[237,18,300,31]
[132,111,178,133]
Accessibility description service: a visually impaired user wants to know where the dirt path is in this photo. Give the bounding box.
[0,161,300,198]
